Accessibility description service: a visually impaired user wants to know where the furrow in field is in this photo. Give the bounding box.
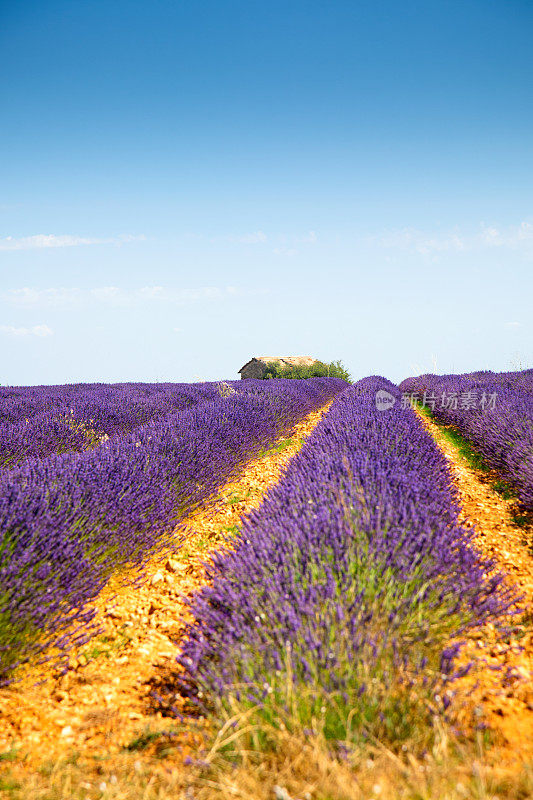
[0,402,332,779]
[418,410,533,770]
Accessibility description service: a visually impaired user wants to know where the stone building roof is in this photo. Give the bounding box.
[238,356,317,379]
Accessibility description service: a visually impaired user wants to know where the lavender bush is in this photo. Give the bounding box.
[400,369,533,512]
[0,382,233,469]
[0,378,345,682]
[176,377,514,748]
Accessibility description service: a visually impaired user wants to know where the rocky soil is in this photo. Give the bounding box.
[418,411,533,772]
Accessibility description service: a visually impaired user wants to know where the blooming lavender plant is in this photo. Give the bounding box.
[0,378,345,682]
[175,377,514,747]
[400,368,533,512]
[0,382,233,469]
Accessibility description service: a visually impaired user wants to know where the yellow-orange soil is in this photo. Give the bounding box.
[418,411,533,772]
[0,403,332,779]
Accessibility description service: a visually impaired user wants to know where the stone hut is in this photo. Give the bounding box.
[238,356,318,380]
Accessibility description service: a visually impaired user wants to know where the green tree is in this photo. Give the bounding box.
[263,359,351,383]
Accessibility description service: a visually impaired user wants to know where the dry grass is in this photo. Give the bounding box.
[2,711,532,800]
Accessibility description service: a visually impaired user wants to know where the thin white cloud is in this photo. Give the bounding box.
[273,247,298,257]
[227,231,267,244]
[224,230,317,246]
[90,286,248,306]
[2,288,82,306]
[0,324,52,337]
[90,287,128,305]
[371,221,533,257]
[0,233,145,251]
[294,230,317,244]
[272,231,317,255]
[373,228,466,255]
[1,286,265,308]
[479,221,533,248]
[505,321,522,328]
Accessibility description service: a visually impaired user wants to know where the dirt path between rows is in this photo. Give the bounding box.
[0,403,332,793]
[417,411,533,772]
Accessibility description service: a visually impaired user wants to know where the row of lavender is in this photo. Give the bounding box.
[176,377,513,745]
[0,378,345,683]
[400,368,533,512]
[0,382,241,469]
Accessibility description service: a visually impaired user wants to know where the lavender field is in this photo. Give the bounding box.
[175,376,515,749]
[0,378,344,682]
[1,371,531,799]
[400,369,533,512]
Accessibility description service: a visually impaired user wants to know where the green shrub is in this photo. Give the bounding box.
[263,359,351,383]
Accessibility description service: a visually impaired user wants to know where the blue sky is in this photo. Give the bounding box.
[1,0,532,385]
